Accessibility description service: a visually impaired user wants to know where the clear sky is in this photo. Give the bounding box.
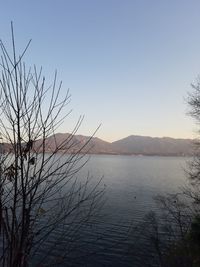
[0,0,200,142]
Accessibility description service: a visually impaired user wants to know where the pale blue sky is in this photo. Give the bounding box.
[0,0,200,141]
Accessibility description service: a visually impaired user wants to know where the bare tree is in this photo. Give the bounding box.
[129,193,193,267]
[136,81,200,266]
[0,23,104,267]
[128,81,200,267]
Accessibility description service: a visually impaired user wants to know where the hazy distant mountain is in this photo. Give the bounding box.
[111,135,194,156]
[34,133,114,154]
[1,133,194,156]
[37,133,194,156]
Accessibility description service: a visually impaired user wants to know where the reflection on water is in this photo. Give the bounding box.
[32,155,189,266]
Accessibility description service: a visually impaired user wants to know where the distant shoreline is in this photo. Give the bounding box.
[0,133,194,157]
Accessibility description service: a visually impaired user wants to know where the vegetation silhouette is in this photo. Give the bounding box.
[0,23,104,267]
[129,81,200,267]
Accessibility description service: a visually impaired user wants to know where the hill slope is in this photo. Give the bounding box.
[111,135,194,156]
[34,133,114,154]
[1,133,194,156]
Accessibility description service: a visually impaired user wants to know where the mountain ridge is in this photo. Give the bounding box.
[111,135,193,156]
[0,133,194,156]
[38,133,194,156]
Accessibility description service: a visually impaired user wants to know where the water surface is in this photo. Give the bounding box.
[33,155,190,266]
[71,155,189,267]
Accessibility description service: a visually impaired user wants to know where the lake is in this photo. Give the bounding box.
[33,155,190,266]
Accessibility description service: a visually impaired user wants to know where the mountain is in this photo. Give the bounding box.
[34,133,115,154]
[1,133,195,156]
[111,135,194,156]
[37,133,194,156]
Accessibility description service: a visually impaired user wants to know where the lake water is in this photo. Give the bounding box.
[33,155,190,266]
